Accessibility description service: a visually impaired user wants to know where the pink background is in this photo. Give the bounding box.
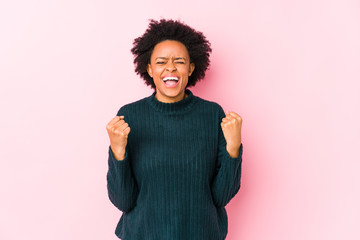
[1,0,359,239]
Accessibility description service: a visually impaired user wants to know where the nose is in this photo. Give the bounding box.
[166,62,176,72]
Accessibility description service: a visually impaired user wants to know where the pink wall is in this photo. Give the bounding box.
[1,0,359,239]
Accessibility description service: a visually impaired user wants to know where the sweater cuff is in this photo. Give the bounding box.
[108,145,129,164]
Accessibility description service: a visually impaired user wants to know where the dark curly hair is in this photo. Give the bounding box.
[131,19,212,89]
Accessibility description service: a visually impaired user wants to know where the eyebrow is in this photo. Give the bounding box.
[155,57,186,60]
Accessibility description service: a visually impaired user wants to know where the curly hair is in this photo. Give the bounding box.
[131,19,212,89]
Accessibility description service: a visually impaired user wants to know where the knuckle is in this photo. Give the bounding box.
[120,132,127,137]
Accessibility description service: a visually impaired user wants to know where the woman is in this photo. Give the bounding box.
[106,19,243,240]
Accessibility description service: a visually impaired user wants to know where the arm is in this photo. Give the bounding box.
[106,146,139,213]
[106,107,139,213]
[211,109,243,208]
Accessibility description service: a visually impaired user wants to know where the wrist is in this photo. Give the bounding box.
[111,145,126,161]
[226,144,241,158]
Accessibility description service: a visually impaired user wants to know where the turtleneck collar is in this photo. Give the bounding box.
[147,89,198,114]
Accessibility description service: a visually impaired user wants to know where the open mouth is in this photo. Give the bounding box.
[162,76,179,87]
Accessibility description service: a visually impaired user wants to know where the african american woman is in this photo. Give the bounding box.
[106,19,243,240]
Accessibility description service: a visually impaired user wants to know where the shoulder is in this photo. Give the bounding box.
[194,95,225,115]
[116,96,150,116]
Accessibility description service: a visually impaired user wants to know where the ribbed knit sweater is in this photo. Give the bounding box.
[107,89,243,240]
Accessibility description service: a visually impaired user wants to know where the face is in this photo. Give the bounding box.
[147,40,195,103]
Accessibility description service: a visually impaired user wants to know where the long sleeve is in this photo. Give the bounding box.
[106,106,139,213]
[107,146,139,213]
[211,109,243,208]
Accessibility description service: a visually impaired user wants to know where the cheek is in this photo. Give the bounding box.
[153,67,165,77]
[183,67,191,78]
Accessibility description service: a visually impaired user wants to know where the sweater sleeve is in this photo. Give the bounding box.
[106,107,139,213]
[211,108,243,208]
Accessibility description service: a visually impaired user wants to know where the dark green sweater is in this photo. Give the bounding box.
[107,89,243,240]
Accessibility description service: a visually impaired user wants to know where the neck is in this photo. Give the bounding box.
[148,89,197,114]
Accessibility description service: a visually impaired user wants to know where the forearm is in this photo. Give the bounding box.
[211,144,243,207]
[107,146,138,212]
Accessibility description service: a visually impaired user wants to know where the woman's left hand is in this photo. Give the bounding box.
[221,111,243,158]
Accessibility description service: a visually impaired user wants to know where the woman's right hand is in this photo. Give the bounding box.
[106,116,131,161]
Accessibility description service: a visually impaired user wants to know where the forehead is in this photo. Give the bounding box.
[151,40,189,58]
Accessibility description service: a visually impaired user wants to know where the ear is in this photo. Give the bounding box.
[189,63,195,76]
[147,63,153,78]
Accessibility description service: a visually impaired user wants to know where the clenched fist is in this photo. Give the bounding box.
[106,116,131,161]
[221,111,243,158]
